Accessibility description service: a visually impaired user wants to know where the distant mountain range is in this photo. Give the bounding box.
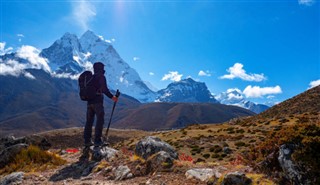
[156,78,219,104]
[0,30,273,136]
[216,88,269,114]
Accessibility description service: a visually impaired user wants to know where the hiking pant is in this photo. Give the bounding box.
[84,103,105,144]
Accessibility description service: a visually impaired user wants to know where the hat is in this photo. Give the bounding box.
[93,62,104,71]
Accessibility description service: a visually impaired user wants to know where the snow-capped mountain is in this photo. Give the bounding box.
[40,30,156,102]
[216,88,269,113]
[156,78,219,103]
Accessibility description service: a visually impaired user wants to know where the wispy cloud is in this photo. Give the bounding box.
[298,0,315,6]
[17,34,25,42]
[70,0,96,31]
[0,45,51,80]
[16,45,51,73]
[243,85,282,98]
[149,72,154,76]
[198,70,211,77]
[308,79,320,89]
[98,35,115,44]
[0,42,13,55]
[133,57,140,61]
[161,71,183,82]
[0,59,35,79]
[220,63,266,82]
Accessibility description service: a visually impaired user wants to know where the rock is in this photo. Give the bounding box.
[223,147,232,154]
[113,165,133,181]
[146,151,174,174]
[81,162,100,176]
[0,135,51,168]
[221,171,252,185]
[185,168,221,182]
[135,136,178,160]
[0,143,28,168]
[91,146,118,161]
[0,172,24,185]
[278,143,309,185]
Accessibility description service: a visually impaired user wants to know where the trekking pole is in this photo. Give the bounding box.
[105,89,120,141]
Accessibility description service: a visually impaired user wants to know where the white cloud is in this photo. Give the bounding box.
[0,42,13,55]
[308,79,320,89]
[0,59,35,80]
[149,72,154,76]
[17,34,25,42]
[198,70,211,77]
[51,72,79,80]
[98,35,115,44]
[0,45,52,80]
[71,0,96,31]
[16,45,51,73]
[220,63,266,82]
[267,95,275,99]
[161,71,183,82]
[133,57,140,61]
[243,85,282,98]
[298,0,315,6]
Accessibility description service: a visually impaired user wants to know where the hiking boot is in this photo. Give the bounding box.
[79,147,90,162]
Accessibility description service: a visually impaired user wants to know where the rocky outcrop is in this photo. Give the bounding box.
[146,151,175,173]
[221,172,252,185]
[135,136,178,160]
[0,172,24,185]
[91,146,118,161]
[278,143,311,185]
[113,165,133,181]
[0,136,51,168]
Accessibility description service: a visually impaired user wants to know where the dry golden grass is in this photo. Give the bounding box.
[0,145,66,175]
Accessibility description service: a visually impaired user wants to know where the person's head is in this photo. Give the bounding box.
[93,62,105,74]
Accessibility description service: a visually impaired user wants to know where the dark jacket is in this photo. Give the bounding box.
[87,71,113,104]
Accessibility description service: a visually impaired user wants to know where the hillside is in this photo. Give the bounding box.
[0,86,319,184]
[113,102,255,130]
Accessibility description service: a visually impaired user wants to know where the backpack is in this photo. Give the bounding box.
[78,71,96,101]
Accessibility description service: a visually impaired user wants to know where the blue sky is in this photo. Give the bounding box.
[0,0,319,105]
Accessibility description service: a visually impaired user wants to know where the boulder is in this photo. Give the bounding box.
[223,147,232,154]
[278,143,310,185]
[0,172,24,185]
[91,146,118,161]
[146,151,174,174]
[0,143,28,168]
[0,135,51,168]
[113,165,133,181]
[221,172,252,185]
[185,168,221,182]
[135,136,178,160]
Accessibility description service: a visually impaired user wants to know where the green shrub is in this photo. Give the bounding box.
[211,153,219,158]
[235,141,246,147]
[203,153,210,159]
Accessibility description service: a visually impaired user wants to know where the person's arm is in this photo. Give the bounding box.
[99,76,113,99]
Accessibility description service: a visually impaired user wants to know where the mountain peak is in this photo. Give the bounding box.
[80,30,101,43]
[157,79,219,103]
[61,32,77,39]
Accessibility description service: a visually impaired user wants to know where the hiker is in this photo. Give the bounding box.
[83,62,118,147]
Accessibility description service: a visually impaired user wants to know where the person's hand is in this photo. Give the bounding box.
[112,96,118,102]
